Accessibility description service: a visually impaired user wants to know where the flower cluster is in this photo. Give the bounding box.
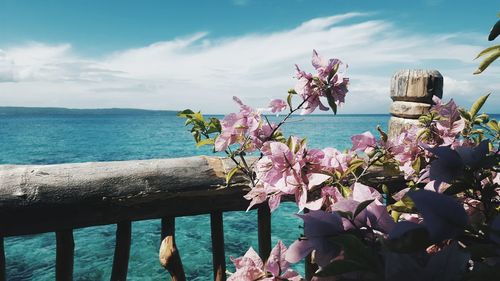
[180,50,499,280]
[294,50,349,115]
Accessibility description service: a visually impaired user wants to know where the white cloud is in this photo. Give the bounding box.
[0,13,498,113]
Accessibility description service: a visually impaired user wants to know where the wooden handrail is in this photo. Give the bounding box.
[0,156,253,237]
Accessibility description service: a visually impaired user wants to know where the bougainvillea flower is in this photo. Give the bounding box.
[431,97,465,145]
[384,242,470,281]
[228,241,302,281]
[389,190,468,242]
[294,50,349,115]
[268,99,288,114]
[421,140,489,184]
[214,96,261,152]
[286,210,345,267]
[330,183,395,234]
[350,131,377,153]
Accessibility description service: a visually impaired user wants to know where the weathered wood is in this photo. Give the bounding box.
[390,69,443,102]
[390,101,431,119]
[0,237,5,281]
[210,212,226,281]
[257,205,271,260]
[388,116,422,140]
[56,230,74,281]
[0,156,253,237]
[388,69,443,139]
[110,221,131,281]
[159,217,186,281]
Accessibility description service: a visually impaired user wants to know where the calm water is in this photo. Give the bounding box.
[0,111,389,280]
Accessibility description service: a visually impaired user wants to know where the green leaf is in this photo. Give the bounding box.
[287,92,293,109]
[345,158,365,176]
[225,166,240,185]
[177,109,195,117]
[325,94,337,115]
[376,125,388,143]
[353,199,374,218]
[474,49,500,74]
[474,45,500,59]
[191,112,205,122]
[195,138,214,148]
[487,120,499,131]
[469,94,490,117]
[411,157,421,173]
[489,20,500,41]
[459,108,472,121]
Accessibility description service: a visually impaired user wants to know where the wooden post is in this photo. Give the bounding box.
[210,212,226,281]
[159,217,186,281]
[56,230,74,281]
[0,237,5,281]
[388,69,443,139]
[110,221,132,281]
[257,205,271,260]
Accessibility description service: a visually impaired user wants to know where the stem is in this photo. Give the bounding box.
[266,95,312,142]
[354,151,386,182]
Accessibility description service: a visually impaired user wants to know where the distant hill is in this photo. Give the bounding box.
[0,107,179,116]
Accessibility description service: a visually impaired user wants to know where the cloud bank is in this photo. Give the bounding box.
[0,13,498,113]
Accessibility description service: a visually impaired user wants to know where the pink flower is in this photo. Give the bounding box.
[294,50,349,115]
[268,99,288,113]
[215,96,278,153]
[229,241,302,281]
[247,138,331,212]
[350,131,376,153]
[286,211,345,267]
[331,183,395,234]
[322,147,353,174]
[431,97,465,145]
[387,126,422,179]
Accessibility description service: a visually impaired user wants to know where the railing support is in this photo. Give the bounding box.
[257,205,271,260]
[56,230,74,281]
[210,212,226,281]
[159,217,186,281]
[0,237,5,281]
[110,221,131,281]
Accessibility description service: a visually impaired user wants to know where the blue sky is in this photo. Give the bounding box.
[0,0,499,113]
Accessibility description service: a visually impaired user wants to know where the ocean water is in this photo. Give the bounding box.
[0,110,390,280]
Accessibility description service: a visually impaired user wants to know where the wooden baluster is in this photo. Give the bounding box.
[159,217,186,281]
[210,212,226,281]
[110,221,131,281]
[56,230,74,281]
[0,237,5,281]
[257,205,271,260]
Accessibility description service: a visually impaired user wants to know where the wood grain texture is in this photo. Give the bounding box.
[390,69,443,102]
[0,156,252,236]
[159,217,186,281]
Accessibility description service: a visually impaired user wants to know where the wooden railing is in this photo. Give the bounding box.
[0,156,269,281]
[0,69,444,281]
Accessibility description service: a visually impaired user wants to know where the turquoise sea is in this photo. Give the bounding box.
[0,109,391,280]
